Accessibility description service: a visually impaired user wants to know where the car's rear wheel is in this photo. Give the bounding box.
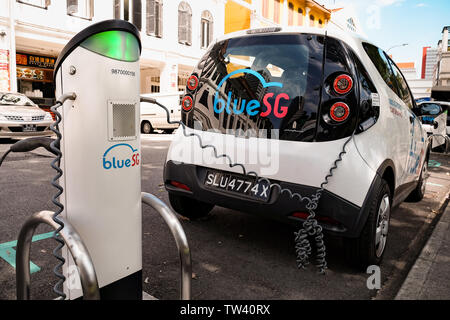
[169,193,214,220]
[346,180,391,269]
[141,121,153,134]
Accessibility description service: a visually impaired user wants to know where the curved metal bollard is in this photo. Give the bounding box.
[427,134,450,153]
[16,210,100,300]
[141,192,192,300]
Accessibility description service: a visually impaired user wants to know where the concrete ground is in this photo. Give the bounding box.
[0,134,449,300]
[396,201,450,299]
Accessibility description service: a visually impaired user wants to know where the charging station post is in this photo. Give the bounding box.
[53,20,143,299]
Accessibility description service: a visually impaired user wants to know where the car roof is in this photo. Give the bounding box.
[214,25,376,55]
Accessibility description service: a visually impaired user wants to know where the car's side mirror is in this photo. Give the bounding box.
[433,121,439,129]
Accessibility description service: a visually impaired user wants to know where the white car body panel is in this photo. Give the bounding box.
[166,25,428,209]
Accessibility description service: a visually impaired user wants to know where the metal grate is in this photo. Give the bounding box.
[5,115,24,121]
[112,103,136,139]
[4,115,45,122]
[32,115,45,121]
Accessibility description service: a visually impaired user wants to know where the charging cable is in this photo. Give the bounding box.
[141,96,356,273]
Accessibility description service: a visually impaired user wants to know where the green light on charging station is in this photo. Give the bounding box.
[80,30,140,62]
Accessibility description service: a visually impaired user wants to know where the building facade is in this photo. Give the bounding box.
[224,0,331,34]
[432,26,450,101]
[421,46,438,80]
[0,0,226,104]
[397,62,432,99]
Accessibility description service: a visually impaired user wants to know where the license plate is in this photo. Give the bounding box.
[23,124,37,132]
[204,170,271,202]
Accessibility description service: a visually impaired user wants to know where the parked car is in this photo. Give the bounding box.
[414,100,449,151]
[164,26,429,268]
[0,92,53,138]
[140,92,182,134]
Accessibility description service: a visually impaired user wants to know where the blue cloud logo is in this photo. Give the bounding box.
[213,68,289,119]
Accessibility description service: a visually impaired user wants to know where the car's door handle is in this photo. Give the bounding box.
[409,116,415,124]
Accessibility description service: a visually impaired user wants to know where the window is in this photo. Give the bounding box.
[146,0,163,38]
[349,50,379,129]
[113,0,142,31]
[297,8,303,26]
[17,0,50,9]
[274,0,280,24]
[185,33,326,141]
[67,0,94,20]
[387,57,414,109]
[309,15,314,27]
[363,43,400,97]
[150,76,160,93]
[178,2,192,46]
[201,11,213,49]
[262,0,269,18]
[363,42,414,109]
[288,3,294,26]
[318,19,323,27]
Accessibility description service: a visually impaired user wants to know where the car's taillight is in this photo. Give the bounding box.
[187,75,199,91]
[333,74,353,95]
[182,95,193,111]
[170,180,191,191]
[330,102,350,122]
[292,212,309,219]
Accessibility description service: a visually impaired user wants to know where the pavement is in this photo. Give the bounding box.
[0,135,449,300]
[396,198,450,300]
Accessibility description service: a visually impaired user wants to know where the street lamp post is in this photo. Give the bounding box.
[387,43,409,52]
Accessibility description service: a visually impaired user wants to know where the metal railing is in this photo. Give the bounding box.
[16,210,100,300]
[141,192,192,300]
[427,133,450,153]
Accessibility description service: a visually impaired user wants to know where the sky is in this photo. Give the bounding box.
[319,0,450,78]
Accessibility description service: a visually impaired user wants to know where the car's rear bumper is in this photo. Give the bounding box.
[164,160,375,238]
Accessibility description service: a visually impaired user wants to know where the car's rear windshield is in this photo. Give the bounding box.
[187,33,325,141]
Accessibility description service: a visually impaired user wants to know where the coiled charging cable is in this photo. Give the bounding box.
[141,96,357,273]
[0,93,76,298]
[48,93,76,299]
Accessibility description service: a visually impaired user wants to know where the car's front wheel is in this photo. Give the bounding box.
[346,179,391,269]
[169,193,214,220]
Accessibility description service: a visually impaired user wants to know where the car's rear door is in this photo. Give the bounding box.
[386,56,426,182]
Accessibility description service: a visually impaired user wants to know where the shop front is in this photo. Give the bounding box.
[16,52,56,111]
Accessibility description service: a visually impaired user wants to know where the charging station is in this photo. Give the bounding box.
[54,19,143,300]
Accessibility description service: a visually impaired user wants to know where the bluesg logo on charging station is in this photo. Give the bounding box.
[213,69,290,118]
[103,143,140,170]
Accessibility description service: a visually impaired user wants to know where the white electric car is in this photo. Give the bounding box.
[164,27,429,267]
[0,92,53,138]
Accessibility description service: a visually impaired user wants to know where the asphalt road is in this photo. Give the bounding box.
[0,134,449,300]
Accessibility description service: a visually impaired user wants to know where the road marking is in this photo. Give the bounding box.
[426,182,444,187]
[0,232,54,274]
[428,160,441,168]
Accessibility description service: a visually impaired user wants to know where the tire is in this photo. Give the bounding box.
[169,193,214,220]
[163,129,175,134]
[141,121,153,134]
[407,158,428,201]
[345,179,391,270]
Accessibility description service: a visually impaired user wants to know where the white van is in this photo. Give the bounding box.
[164,26,429,268]
[140,92,182,134]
